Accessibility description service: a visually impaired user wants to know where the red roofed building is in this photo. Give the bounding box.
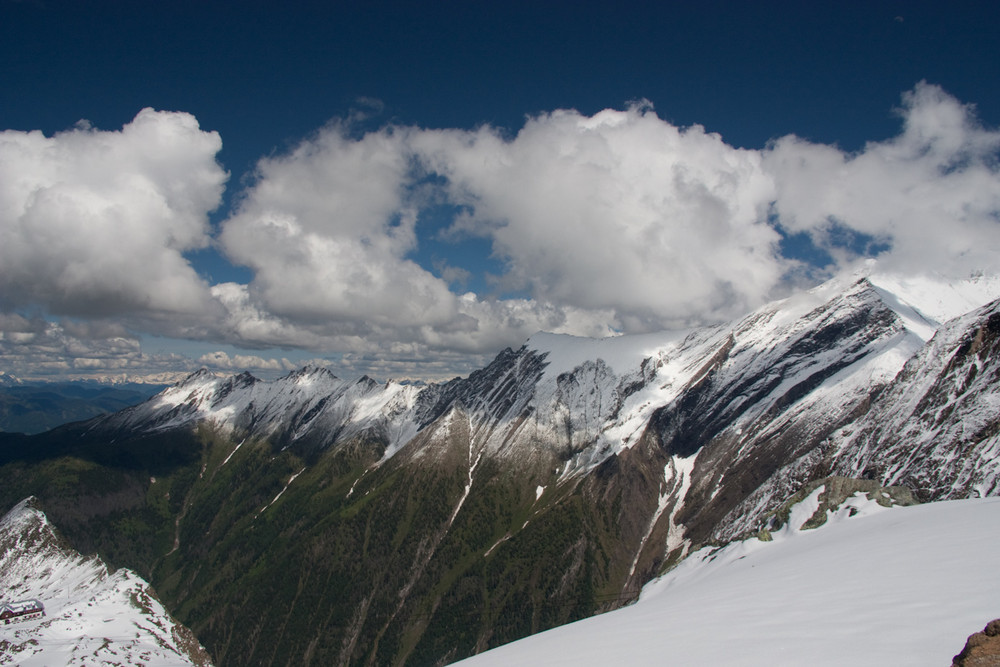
[0,599,45,624]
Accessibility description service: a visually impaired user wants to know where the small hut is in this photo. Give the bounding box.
[0,599,45,624]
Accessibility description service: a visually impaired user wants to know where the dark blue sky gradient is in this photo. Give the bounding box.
[5,1,998,161]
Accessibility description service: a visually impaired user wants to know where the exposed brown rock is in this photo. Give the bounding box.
[952,619,1000,667]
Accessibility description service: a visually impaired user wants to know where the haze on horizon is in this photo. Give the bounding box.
[2,2,999,383]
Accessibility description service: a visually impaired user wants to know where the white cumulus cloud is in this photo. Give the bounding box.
[766,82,1000,276]
[211,84,1000,364]
[0,108,227,317]
[219,123,460,329]
[3,84,1000,381]
[196,350,300,373]
[412,103,783,330]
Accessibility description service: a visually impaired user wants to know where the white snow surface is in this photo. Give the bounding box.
[452,496,1000,667]
[0,499,209,667]
[525,330,690,382]
[868,270,1000,332]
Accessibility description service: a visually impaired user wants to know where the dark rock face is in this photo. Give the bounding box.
[953,619,1000,667]
[655,280,909,547]
[830,298,1000,501]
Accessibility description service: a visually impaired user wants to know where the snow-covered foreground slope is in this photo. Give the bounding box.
[0,498,212,667]
[453,494,1000,667]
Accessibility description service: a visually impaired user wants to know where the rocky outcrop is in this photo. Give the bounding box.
[953,619,1000,667]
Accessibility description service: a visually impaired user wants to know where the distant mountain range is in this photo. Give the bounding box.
[0,270,998,665]
[0,380,166,434]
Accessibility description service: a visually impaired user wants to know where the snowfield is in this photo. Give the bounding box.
[453,494,1000,666]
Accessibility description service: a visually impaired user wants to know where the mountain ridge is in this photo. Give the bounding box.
[1,270,998,665]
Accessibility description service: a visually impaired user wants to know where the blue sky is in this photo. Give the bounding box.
[2,1,1000,382]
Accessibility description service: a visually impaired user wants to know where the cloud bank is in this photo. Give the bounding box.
[767,82,1000,274]
[0,109,227,319]
[2,84,999,380]
[412,105,780,330]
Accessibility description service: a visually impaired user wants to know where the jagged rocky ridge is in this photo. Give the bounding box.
[1,272,999,666]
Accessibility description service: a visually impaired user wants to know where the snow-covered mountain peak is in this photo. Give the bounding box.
[865,270,1000,339]
[86,269,971,488]
[505,277,902,476]
[525,330,691,383]
[88,361,425,462]
[155,368,226,409]
[0,370,24,386]
[0,497,52,550]
[282,364,339,386]
[745,269,1000,345]
[174,367,223,386]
